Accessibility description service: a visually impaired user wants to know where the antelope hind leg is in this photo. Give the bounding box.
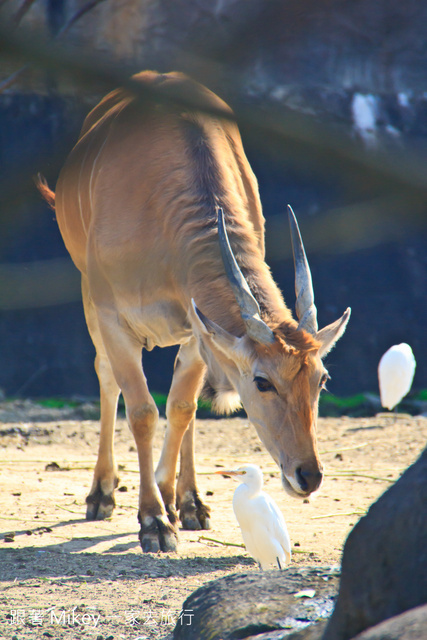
[81,277,121,521]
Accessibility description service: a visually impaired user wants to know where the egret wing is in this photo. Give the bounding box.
[250,493,291,559]
[263,493,291,557]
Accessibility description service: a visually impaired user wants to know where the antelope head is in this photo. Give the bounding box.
[190,206,350,497]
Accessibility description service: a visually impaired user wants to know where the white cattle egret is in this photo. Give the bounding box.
[351,93,378,147]
[216,464,291,570]
[378,343,416,410]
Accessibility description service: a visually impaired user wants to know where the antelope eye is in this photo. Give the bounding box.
[319,373,330,389]
[254,376,276,393]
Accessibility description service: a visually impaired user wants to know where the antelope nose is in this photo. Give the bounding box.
[296,466,323,494]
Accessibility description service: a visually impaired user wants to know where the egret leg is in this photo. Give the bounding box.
[277,557,282,570]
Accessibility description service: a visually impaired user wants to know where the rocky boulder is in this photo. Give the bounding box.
[172,567,339,640]
[349,604,427,640]
[323,447,427,640]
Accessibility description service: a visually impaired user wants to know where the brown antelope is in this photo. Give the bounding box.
[38,70,350,553]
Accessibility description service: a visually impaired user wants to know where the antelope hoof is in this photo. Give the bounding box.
[138,513,178,553]
[178,490,211,531]
[86,484,116,520]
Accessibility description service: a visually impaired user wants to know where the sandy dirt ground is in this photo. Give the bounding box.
[1,400,426,639]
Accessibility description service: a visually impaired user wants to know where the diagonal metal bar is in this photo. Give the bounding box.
[0,0,108,93]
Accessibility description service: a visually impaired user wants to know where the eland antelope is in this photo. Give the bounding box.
[38,71,350,553]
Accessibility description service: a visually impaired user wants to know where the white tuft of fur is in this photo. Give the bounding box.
[212,390,242,415]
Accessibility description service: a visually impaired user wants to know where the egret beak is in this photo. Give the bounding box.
[214,469,242,477]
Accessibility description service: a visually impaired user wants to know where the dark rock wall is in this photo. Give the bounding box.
[1,1,426,399]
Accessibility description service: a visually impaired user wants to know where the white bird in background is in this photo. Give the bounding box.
[378,343,416,410]
[216,464,291,570]
[351,92,378,148]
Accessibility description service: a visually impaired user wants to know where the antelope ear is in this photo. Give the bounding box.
[316,307,351,358]
[189,299,240,355]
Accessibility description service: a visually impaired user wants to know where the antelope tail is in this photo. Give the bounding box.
[35,173,55,210]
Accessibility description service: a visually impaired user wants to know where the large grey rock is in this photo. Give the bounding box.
[350,604,427,640]
[245,622,327,640]
[323,447,427,640]
[172,567,339,640]
[279,604,427,640]
[256,604,427,640]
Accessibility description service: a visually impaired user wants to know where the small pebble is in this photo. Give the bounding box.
[45,461,61,471]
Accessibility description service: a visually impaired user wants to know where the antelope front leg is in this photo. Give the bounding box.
[176,417,211,530]
[96,312,177,553]
[128,401,178,553]
[155,399,197,527]
[156,341,209,531]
